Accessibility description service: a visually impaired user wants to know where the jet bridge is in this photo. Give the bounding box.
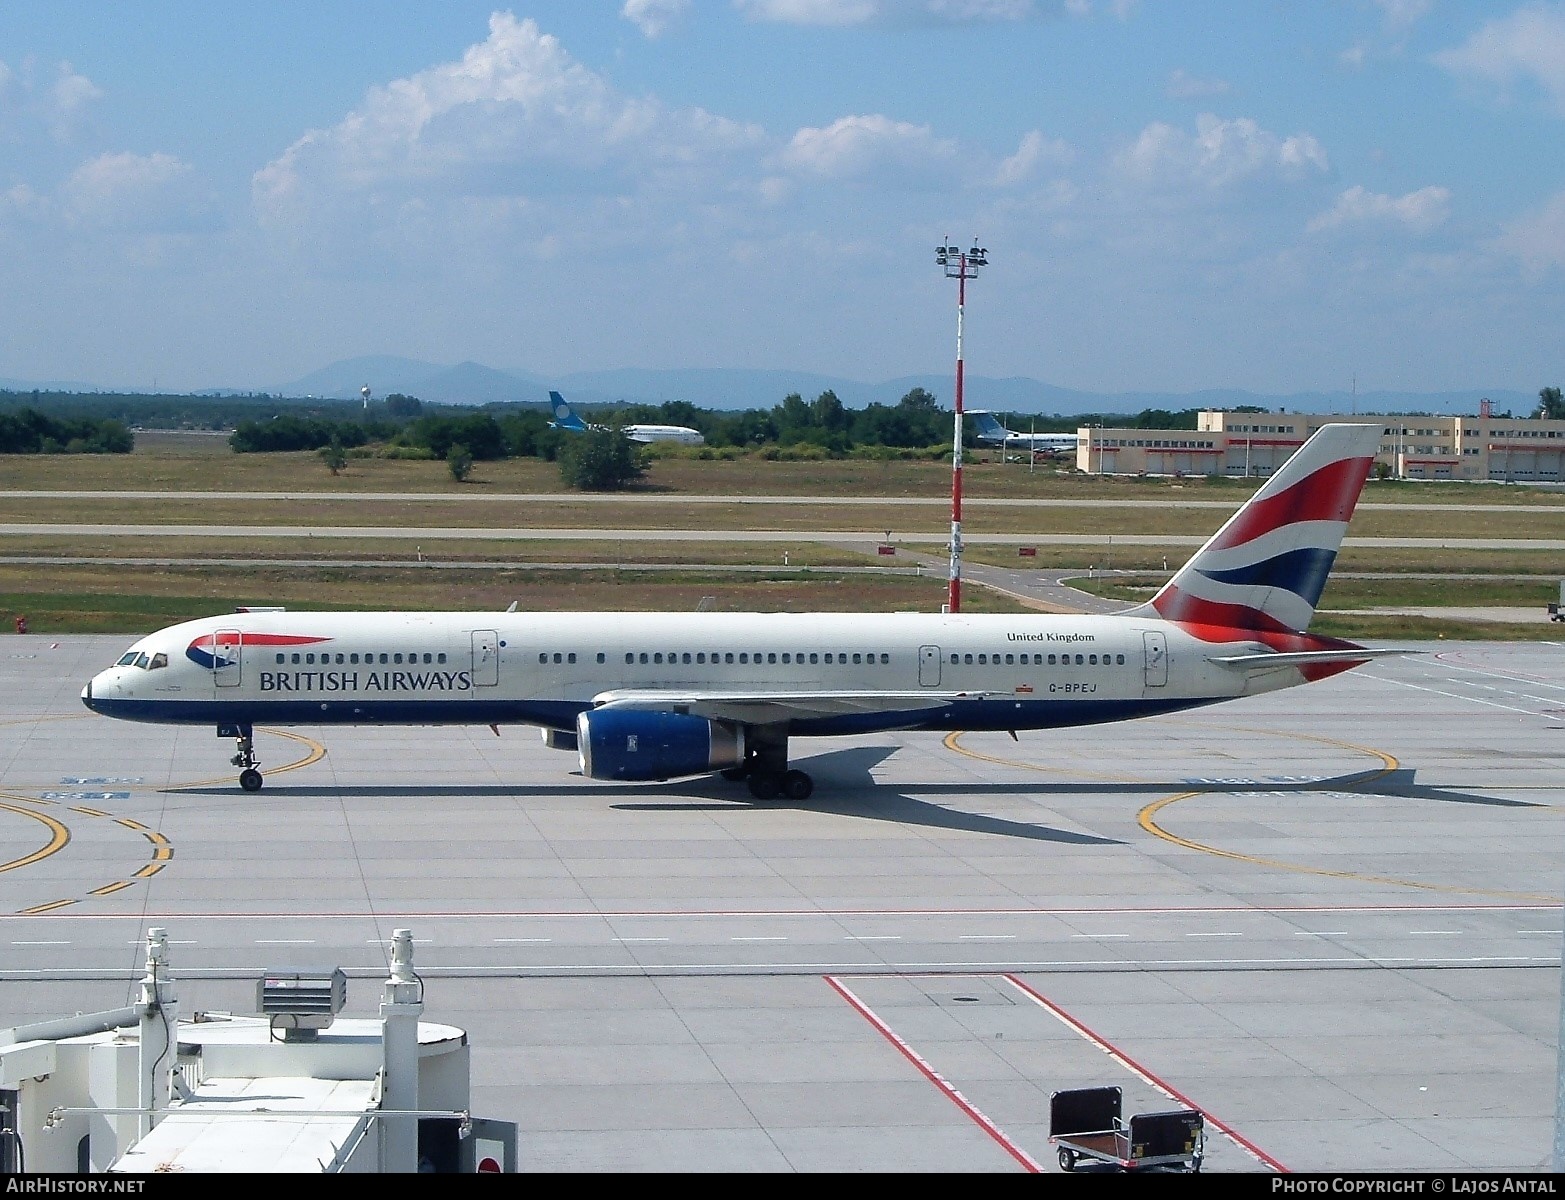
[0,928,517,1174]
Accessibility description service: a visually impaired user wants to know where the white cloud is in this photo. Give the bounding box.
[992,129,1071,185]
[254,13,763,226]
[0,56,102,141]
[1433,3,1565,114]
[736,0,882,23]
[1493,190,1565,273]
[622,0,690,38]
[1114,113,1329,190]
[1306,184,1451,234]
[49,61,102,137]
[1374,0,1432,36]
[734,0,1059,26]
[60,151,192,229]
[1165,68,1229,99]
[0,182,48,222]
[773,113,957,182]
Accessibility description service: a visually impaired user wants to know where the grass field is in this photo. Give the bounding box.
[4,438,1562,639]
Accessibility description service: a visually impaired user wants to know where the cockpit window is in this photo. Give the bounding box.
[148,652,168,670]
[133,653,151,669]
[117,652,139,666]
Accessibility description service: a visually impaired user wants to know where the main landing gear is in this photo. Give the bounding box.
[724,727,813,802]
[221,723,263,792]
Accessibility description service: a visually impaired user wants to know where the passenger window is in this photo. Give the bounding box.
[947,654,956,665]
[697,653,706,664]
[739,653,748,664]
[810,653,818,664]
[276,653,285,665]
[552,653,561,664]
[654,653,664,664]
[568,653,577,664]
[1075,654,1084,665]
[438,653,447,664]
[335,654,345,665]
[394,653,404,664]
[1089,654,1098,665]
[852,653,862,664]
[597,653,606,664]
[351,653,359,664]
[768,653,777,664]
[1047,654,1057,665]
[538,653,547,664]
[682,653,691,664]
[625,653,635,664]
[978,653,987,665]
[964,654,973,665]
[725,653,734,664]
[1005,654,1014,665]
[1116,654,1125,665]
[880,653,889,664]
[639,653,648,664]
[423,653,432,664]
[379,653,389,664]
[782,653,791,664]
[292,653,301,665]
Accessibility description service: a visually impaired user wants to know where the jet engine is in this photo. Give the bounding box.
[576,708,745,782]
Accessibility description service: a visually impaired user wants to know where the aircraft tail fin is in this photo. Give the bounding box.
[970,412,1010,441]
[548,391,589,433]
[1127,422,1381,634]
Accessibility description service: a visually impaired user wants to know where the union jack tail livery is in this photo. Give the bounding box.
[1128,422,1381,635]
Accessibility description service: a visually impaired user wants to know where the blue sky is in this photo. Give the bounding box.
[1,1,1562,398]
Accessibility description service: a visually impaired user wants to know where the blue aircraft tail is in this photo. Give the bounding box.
[548,391,589,433]
[970,412,1011,441]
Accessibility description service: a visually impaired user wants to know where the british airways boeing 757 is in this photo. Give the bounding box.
[82,424,1393,800]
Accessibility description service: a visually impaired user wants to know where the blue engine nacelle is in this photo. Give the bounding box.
[576,708,745,782]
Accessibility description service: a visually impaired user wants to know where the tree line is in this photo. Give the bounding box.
[6,384,1563,462]
[0,407,132,454]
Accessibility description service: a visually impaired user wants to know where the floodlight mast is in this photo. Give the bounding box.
[935,239,988,613]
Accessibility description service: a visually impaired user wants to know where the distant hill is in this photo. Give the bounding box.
[276,360,1535,418]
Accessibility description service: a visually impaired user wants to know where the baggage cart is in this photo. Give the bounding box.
[1048,1085,1204,1173]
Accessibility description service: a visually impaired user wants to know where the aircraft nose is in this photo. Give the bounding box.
[81,677,95,711]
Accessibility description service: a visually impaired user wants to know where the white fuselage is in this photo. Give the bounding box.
[82,608,1283,738]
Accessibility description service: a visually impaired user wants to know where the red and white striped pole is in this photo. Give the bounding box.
[937,240,987,613]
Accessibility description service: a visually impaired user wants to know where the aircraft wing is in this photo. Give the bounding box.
[589,688,993,725]
[1205,647,1414,674]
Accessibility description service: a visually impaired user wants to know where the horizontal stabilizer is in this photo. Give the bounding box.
[1206,647,1414,673]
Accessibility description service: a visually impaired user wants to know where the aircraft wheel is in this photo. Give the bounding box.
[747,771,782,801]
[781,770,814,801]
[239,768,263,793]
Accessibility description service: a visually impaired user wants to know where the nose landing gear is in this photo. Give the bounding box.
[221,723,263,792]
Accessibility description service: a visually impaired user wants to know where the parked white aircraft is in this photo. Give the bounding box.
[548,391,705,446]
[969,411,1079,455]
[82,424,1392,801]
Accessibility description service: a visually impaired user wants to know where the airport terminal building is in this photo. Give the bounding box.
[1073,407,1565,482]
